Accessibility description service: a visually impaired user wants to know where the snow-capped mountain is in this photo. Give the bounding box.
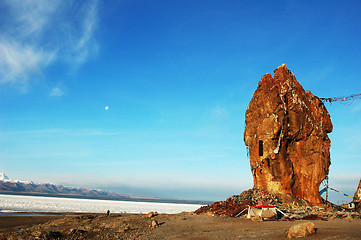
[0,173,34,185]
[0,173,9,181]
[0,173,130,200]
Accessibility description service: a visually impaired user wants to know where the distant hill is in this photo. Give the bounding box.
[0,173,132,200]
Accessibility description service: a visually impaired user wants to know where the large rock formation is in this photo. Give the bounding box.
[244,64,333,205]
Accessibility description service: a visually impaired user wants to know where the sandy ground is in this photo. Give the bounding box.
[0,213,360,239]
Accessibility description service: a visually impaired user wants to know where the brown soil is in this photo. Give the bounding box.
[0,215,63,231]
[0,213,360,239]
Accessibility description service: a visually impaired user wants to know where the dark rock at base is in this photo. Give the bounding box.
[195,199,252,217]
[356,202,361,214]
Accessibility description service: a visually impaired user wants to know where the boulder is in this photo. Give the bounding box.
[146,211,155,218]
[244,64,332,205]
[287,222,316,238]
[151,220,159,229]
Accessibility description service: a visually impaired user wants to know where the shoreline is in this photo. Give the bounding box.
[0,192,212,205]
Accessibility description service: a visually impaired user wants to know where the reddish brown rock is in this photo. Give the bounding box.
[146,211,156,218]
[244,64,332,205]
[354,179,361,213]
[194,199,252,217]
[353,179,361,202]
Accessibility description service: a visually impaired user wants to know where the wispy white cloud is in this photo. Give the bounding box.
[211,104,228,118]
[0,0,99,91]
[72,2,99,65]
[6,0,59,38]
[49,82,67,97]
[49,86,65,97]
[0,39,55,87]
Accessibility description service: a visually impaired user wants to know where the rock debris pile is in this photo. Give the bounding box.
[194,199,252,217]
[195,189,361,221]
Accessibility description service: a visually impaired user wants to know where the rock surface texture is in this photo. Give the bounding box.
[244,64,333,205]
[354,179,361,202]
[354,179,361,213]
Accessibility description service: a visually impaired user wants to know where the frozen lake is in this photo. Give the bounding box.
[0,194,203,214]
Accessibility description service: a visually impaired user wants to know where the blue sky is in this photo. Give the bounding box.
[0,0,360,202]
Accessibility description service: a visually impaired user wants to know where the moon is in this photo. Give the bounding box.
[105,106,109,110]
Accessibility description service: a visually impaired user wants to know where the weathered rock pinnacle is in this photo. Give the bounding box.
[244,64,333,205]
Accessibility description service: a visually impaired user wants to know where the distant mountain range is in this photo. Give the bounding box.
[0,173,212,205]
[0,173,133,200]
